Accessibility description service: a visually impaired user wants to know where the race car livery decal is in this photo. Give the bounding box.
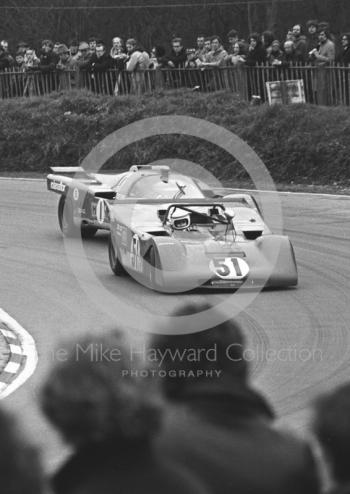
[130,234,143,272]
[73,188,79,201]
[50,181,66,193]
[96,199,106,224]
[209,257,249,280]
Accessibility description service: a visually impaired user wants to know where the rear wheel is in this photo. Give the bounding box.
[108,235,126,276]
[58,195,97,238]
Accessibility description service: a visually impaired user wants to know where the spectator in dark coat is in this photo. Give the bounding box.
[227,29,239,54]
[246,32,267,65]
[262,30,274,56]
[292,24,308,62]
[41,332,206,494]
[338,33,350,65]
[312,382,350,494]
[39,39,58,72]
[306,19,319,52]
[88,41,113,73]
[0,46,11,70]
[166,37,187,68]
[152,302,321,494]
[0,407,44,494]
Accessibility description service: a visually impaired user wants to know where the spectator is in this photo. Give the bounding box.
[200,35,228,67]
[306,19,319,52]
[268,39,284,66]
[23,48,40,70]
[126,38,150,95]
[312,382,350,494]
[194,34,207,63]
[262,30,274,56]
[185,48,197,68]
[88,36,97,55]
[0,39,14,66]
[228,41,246,66]
[227,29,239,54]
[0,406,44,494]
[246,32,267,65]
[204,37,212,53]
[153,302,321,494]
[88,41,114,93]
[167,37,187,68]
[39,39,58,72]
[69,40,79,61]
[14,51,25,70]
[292,24,307,62]
[311,29,335,65]
[0,46,11,70]
[53,42,61,55]
[110,37,128,70]
[89,41,113,72]
[149,45,167,69]
[338,33,350,64]
[76,41,91,69]
[56,43,77,90]
[41,333,205,494]
[282,40,301,65]
[286,29,295,42]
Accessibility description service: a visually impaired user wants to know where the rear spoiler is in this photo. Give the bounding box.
[50,166,91,179]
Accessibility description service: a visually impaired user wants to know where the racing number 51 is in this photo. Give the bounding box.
[212,258,243,277]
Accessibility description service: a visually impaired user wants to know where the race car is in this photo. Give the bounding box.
[46,164,248,238]
[108,197,298,292]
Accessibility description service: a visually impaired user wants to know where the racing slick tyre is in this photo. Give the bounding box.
[108,235,126,276]
[58,195,97,238]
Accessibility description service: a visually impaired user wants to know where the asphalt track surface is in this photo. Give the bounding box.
[1,178,350,470]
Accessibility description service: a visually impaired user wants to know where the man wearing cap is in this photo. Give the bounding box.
[56,43,78,90]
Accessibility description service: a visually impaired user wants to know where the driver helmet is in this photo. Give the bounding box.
[169,209,191,230]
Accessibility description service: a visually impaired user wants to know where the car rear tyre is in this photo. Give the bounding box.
[108,235,126,276]
[58,196,97,238]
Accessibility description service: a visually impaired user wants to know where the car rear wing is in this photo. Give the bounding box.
[50,166,91,179]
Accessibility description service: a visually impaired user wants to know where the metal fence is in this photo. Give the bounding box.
[1,64,350,105]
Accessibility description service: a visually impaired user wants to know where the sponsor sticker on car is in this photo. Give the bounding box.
[50,180,66,193]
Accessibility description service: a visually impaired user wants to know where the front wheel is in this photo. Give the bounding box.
[108,235,126,276]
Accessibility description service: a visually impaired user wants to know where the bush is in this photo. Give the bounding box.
[0,90,350,185]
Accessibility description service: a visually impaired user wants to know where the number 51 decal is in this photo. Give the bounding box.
[209,257,249,280]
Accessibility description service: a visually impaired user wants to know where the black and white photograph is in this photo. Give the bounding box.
[0,0,350,493]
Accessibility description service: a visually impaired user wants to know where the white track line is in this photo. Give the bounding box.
[0,176,349,199]
[0,308,38,399]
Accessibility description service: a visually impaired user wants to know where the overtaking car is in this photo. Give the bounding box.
[46,164,245,237]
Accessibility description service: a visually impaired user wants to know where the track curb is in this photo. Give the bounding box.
[0,309,38,399]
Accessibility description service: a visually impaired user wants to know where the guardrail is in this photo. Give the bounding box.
[0,64,349,105]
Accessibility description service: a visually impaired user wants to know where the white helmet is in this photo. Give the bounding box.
[169,209,191,230]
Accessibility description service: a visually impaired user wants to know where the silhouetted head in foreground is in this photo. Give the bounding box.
[150,302,248,400]
[0,407,44,494]
[41,331,161,448]
[313,382,350,487]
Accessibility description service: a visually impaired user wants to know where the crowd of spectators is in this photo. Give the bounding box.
[1,18,350,78]
[0,19,350,99]
[1,301,350,494]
